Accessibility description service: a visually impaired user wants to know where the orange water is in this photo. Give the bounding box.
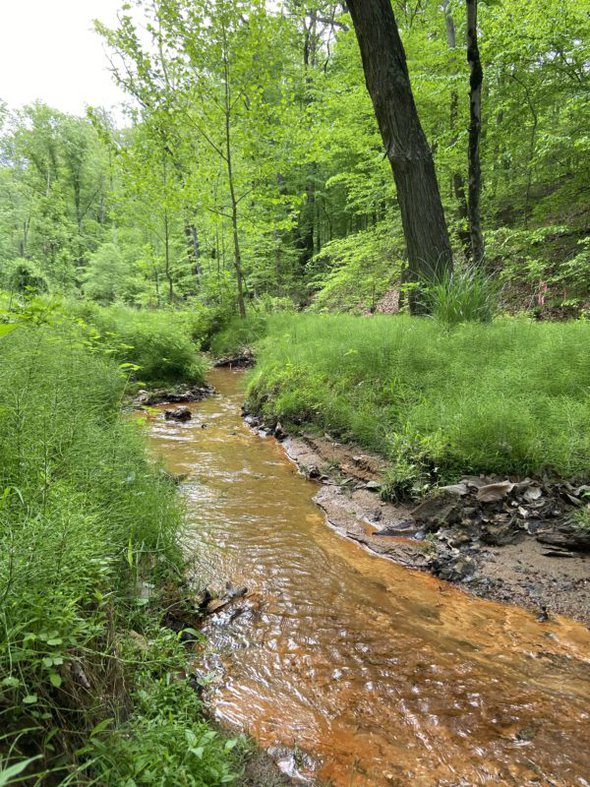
[149,369,590,786]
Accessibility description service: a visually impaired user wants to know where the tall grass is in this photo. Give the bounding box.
[248,314,590,489]
[208,314,268,357]
[421,265,501,325]
[0,323,235,784]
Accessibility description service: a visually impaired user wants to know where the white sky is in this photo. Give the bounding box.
[0,0,128,118]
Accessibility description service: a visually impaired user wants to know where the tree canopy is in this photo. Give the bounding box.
[0,0,588,315]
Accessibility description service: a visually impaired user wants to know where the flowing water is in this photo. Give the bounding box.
[149,369,590,786]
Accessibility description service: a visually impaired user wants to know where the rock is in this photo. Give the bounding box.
[440,482,469,496]
[476,480,515,502]
[226,583,248,600]
[449,531,472,548]
[214,350,254,368]
[274,421,286,441]
[481,520,522,546]
[206,598,230,614]
[364,480,381,491]
[523,485,543,503]
[165,406,192,422]
[136,385,213,406]
[244,414,260,427]
[411,493,461,532]
[433,555,476,582]
[536,524,590,552]
[462,475,488,490]
[374,520,415,536]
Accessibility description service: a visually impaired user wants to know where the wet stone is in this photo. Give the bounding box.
[165,406,192,422]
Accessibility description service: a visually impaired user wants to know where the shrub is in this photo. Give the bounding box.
[209,313,268,358]
[420,265,501,326]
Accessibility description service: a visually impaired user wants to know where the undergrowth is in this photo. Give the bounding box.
[0,320,237,784]
[63,300,209,385]
[247,314,590,496]
[208,314,268,358]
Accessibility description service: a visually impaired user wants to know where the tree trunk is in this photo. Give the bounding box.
[466,0,484,263]
[443,1,470,259]
[184,219,202,279]
[163,211,174,303]
[346,0,452,311]
[299,8,318,272]
[223,49,247,319]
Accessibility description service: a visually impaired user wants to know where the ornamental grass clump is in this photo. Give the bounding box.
[420,265,501,326]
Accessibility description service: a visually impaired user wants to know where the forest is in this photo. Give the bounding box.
[1,0,589,785]
[1,0,589,316]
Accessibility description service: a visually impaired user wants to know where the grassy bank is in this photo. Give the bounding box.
[247,314,590,495]
[0,319,237,784]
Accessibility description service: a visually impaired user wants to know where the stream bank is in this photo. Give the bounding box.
[243,422,590,626]
[150,368,590,786]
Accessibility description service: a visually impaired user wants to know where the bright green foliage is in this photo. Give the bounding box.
[82,243,141,304]
[1,0,589,314]
[248,314,590,493]
[308,224,403,313]
[90,629,239,786]
[0,324,179,777]
[208,314,268,358]
[66,300,209,384]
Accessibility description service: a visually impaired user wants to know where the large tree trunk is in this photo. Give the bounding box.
[466,0,484,263]
[346,0,452,311]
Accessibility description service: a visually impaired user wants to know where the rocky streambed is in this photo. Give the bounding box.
[148,369,590,786]
[243,419,590,626]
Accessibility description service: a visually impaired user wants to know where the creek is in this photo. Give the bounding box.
[149,368,590,786]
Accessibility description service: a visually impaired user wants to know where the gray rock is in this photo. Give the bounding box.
[411,493,461,532]
[164,406,192,422]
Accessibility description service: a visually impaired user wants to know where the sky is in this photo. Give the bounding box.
[0,0,128,117]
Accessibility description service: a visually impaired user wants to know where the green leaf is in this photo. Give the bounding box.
[49,673,62,688]
[90,718,113,738]
[22,694,38,705]
[0,324,17,340]
[0,756,41,786]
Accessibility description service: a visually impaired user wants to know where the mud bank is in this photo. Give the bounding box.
[266,431,590,626]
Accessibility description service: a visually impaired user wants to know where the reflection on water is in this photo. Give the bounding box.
[149,369,590,786]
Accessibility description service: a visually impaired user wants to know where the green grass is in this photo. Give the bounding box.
[0,322,236,784]
[420,264,501,325]
[247,314,590,493]
[208,314,268,358]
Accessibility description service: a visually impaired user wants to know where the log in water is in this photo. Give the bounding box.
[149,369,590,786]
